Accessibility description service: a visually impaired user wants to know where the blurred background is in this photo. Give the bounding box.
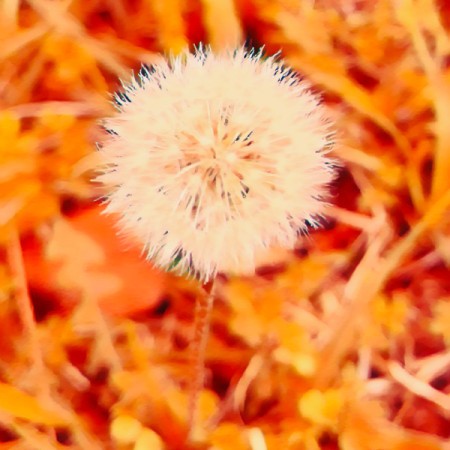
[1,0,450,449]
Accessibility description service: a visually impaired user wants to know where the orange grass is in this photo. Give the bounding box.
[1,0,450,449]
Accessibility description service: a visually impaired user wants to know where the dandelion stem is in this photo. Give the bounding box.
[187,278,217,441]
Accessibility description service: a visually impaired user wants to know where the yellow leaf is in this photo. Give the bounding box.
[148,0,188,53]
[298,388,343,428]
[0,112,20,147]
[202,0,242,50]
[0,382,67,426]
[209,423,249,450]
[134,428,164,450]
[110,415,143,445]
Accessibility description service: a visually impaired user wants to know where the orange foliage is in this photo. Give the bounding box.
[1,0,450,449]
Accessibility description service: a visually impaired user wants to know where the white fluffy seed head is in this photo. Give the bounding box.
[96,46,336,282]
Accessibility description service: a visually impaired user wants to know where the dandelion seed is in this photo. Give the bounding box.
[96,46,335,282]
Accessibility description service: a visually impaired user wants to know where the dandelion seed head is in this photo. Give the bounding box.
[96,46,336,282]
